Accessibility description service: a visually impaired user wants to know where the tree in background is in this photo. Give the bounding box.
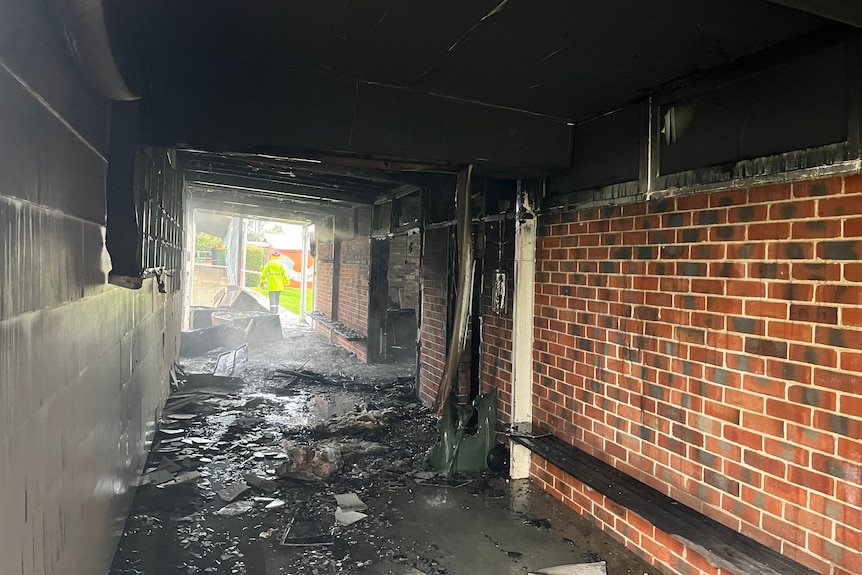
[244,244,266,285]
[246,220,284,242]
[195,232,223,252]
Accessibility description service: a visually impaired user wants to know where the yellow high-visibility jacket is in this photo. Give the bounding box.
[260,259,289,291]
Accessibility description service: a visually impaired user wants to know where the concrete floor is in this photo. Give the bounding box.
[110,309,656,575]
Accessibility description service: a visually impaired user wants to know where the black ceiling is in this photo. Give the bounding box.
[102,1,860,214]
[110,0,830,120]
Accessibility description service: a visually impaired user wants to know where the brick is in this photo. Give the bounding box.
[840,394,862,417]
[842,308,862,326]
[767,241,814,260]
[786,423,835,453]
[815,326,862,350]
[742,375,787,398]
[840,351,862,373]
[711,224,746,241]
[791,219,842,239]
[788,304,838,324]
[744,450,786,478]
[726,353,765,374]
[794,178,841,198]
[691,243,724,259]
[813,453,862,483]
[766,321,813,343]
[791,262,839,281]
[749,182,792,203]
[728,242,766,259]
[726,204,766,223]
[724,426,763,450]
[788,344,837,368]
[749,222,790,240]
[768,199,816,220]
[843,262,862,283]
[845,173,862,194]
[764,476,807,506]
[838,436,862,462]
[764,437,810,465]
[767,282,813,301]
[819,241,862,261]
[708,189,746,208]
[678,227,707,243]
[816,415,854,445]
[675,327,704,345]
[819,194,862,217]
[787,384,835,409]
[788,465,834,495]
[817,284,862,305]
[744,338,787,359]
[766,399,812,425]
[747,262,789,280]
[742,412,785,437]
[744,300,787,319]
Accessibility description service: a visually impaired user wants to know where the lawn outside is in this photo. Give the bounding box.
[254,285,313,315]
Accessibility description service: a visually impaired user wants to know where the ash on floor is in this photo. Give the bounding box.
[110,316,655,575]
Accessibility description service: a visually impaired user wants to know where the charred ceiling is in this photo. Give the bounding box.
[98,0,862,205]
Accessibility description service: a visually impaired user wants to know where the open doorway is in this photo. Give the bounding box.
[188,206,315,319]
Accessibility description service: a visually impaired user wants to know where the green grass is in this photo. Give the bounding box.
[254,285,313,315]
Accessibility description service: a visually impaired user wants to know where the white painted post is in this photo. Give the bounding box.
[510,180,537,480]
[182,203,197,330]
[300,223,310,318]
[238,216,247,287]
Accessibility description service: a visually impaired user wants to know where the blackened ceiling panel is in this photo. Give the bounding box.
[659,43,849,175]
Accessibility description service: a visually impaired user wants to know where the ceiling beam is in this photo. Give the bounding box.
[185,171,379,205]
[141,69,573,173]
[189,187,352,222]
[767,1,862,28]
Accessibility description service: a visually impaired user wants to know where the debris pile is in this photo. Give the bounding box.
[110,331,440,575]
[111,316,649,575]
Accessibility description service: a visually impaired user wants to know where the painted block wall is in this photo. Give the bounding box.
[419,227,450,405]
[0,3,181,573]
[532,175,862,575]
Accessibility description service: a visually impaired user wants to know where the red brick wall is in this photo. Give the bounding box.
[388,235,422,310]
[314,241,334,318]
[481,220,516,424]
[337,238,370,336]
[533,174,862,575]
[419,227,449,405]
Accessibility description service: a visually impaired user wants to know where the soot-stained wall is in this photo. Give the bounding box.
[0,3,181,573]
[530,175,862,575]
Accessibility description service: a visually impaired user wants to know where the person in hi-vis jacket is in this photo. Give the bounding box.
[259,251,289,314]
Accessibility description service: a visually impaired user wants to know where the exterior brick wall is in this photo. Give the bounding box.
[314,241,334,318]
[481,220,516,424]
[419,227,450,405]
[532,457,734,575]
[532,174,862,575]
[388,235,421,310]
[337,238,370,336]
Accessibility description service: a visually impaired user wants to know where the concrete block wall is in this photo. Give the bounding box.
[531,174,862,575]
[0,3,181,573]
[419,227,449,405]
